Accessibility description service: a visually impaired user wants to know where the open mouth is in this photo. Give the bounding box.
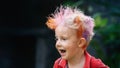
[60,49,66,53]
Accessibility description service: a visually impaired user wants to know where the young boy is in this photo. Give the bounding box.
[46,6,109,68]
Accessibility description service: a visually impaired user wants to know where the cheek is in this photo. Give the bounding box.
[55,43,57,48]
[64,40,78,49]
[66,42,77,49]
[67,41,79,51]
[71,40,78,46]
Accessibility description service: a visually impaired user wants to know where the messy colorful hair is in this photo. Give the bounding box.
[46,6,95,42]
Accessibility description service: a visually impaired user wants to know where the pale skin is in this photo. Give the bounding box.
[55,24,87,68]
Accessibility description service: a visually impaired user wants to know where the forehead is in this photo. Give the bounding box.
[55,25,77,37]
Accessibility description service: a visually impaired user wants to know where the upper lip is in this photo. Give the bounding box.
[58,48,65,51]
[58,49,66,53]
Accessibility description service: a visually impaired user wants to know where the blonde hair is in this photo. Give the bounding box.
[46,6,95,42]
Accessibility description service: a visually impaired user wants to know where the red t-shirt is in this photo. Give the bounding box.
[53,51,109,68]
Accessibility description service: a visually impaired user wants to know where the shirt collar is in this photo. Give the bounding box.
[83,51,91,68]
[57,51,91,68]
[58,58,67,68]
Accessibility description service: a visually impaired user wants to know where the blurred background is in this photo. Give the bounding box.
[0,0,120,68]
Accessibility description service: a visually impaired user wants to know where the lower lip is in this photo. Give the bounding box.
[59,51,66,56]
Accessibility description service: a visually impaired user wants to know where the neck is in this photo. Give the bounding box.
[68,50,85,68]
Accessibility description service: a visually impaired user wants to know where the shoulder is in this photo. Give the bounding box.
[90,56,109,68]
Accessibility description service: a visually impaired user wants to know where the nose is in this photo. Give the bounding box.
[56,40,62,47]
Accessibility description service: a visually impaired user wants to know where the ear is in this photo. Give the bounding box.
[78,38,87,49]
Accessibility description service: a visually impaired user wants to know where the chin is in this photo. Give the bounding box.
[61,56,68,60]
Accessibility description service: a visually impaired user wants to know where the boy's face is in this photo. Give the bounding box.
[55,25,82,60]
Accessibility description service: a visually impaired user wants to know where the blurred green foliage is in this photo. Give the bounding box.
[63,0,120,68]
[92,13,120,68]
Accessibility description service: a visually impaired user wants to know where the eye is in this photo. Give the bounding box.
[61,37,67,41]
[55,37,58,41]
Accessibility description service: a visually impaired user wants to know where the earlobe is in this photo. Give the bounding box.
[78,38,86,48]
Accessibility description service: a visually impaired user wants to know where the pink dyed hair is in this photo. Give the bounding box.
[46,6,95,42]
